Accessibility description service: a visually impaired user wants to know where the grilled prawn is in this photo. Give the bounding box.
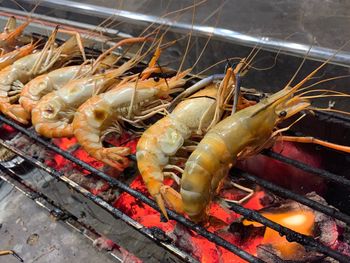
[18,36,148,124]
[180,61,350,223]
[73,70,189,171]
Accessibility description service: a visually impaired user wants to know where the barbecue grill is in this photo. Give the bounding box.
[1,1,350,262]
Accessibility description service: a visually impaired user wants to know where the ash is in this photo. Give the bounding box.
[9,132,50,161]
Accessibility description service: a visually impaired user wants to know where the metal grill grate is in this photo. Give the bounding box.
[1,113,349,263]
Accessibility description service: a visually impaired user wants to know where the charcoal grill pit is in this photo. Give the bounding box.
[0,4,350,263]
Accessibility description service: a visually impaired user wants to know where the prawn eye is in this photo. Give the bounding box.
[153,76,160,82]
[279,111,287,118]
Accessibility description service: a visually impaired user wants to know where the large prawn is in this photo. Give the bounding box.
[73,69,189,172]
[180,57,350,223]
[0,27,85,123]
[31,37,148,138]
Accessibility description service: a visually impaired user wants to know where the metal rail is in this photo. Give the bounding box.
[11,0,350,68]
[1,115,350,262]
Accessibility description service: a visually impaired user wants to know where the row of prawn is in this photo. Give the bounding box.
[2,17,350,225]
[0,17,186,167]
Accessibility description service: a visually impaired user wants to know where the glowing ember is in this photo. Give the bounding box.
[0,124,18,141]
[280,213,310,226]
[1,124,16,133]
[263,211,315,258]
[244,209,315,260]
[46,137,110,195]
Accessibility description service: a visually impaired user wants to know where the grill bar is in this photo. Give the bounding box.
[0,116,263,263]
[315,111,350,128]
[232,168,350,225]
[262,149,350,187]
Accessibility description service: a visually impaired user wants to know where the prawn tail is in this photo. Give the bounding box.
[160,185,184,215]
[5,16,17,32]
[2,104,30,124]
[154,185,183,220]
[138,164,184,219]
[5,20,30,44]
[147,179,171,220]
[137,155,169,219]
[93,147,131,171]
[59,34,85,60]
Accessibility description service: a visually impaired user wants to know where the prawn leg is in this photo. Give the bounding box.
[221,181,254,205]
[30,27,85,76]
[92,147,131,171]
[1,104,31,124]
[231,72,241,115]
[160,185,184,214]
[163,171,181,185]
[140,36,163,80]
